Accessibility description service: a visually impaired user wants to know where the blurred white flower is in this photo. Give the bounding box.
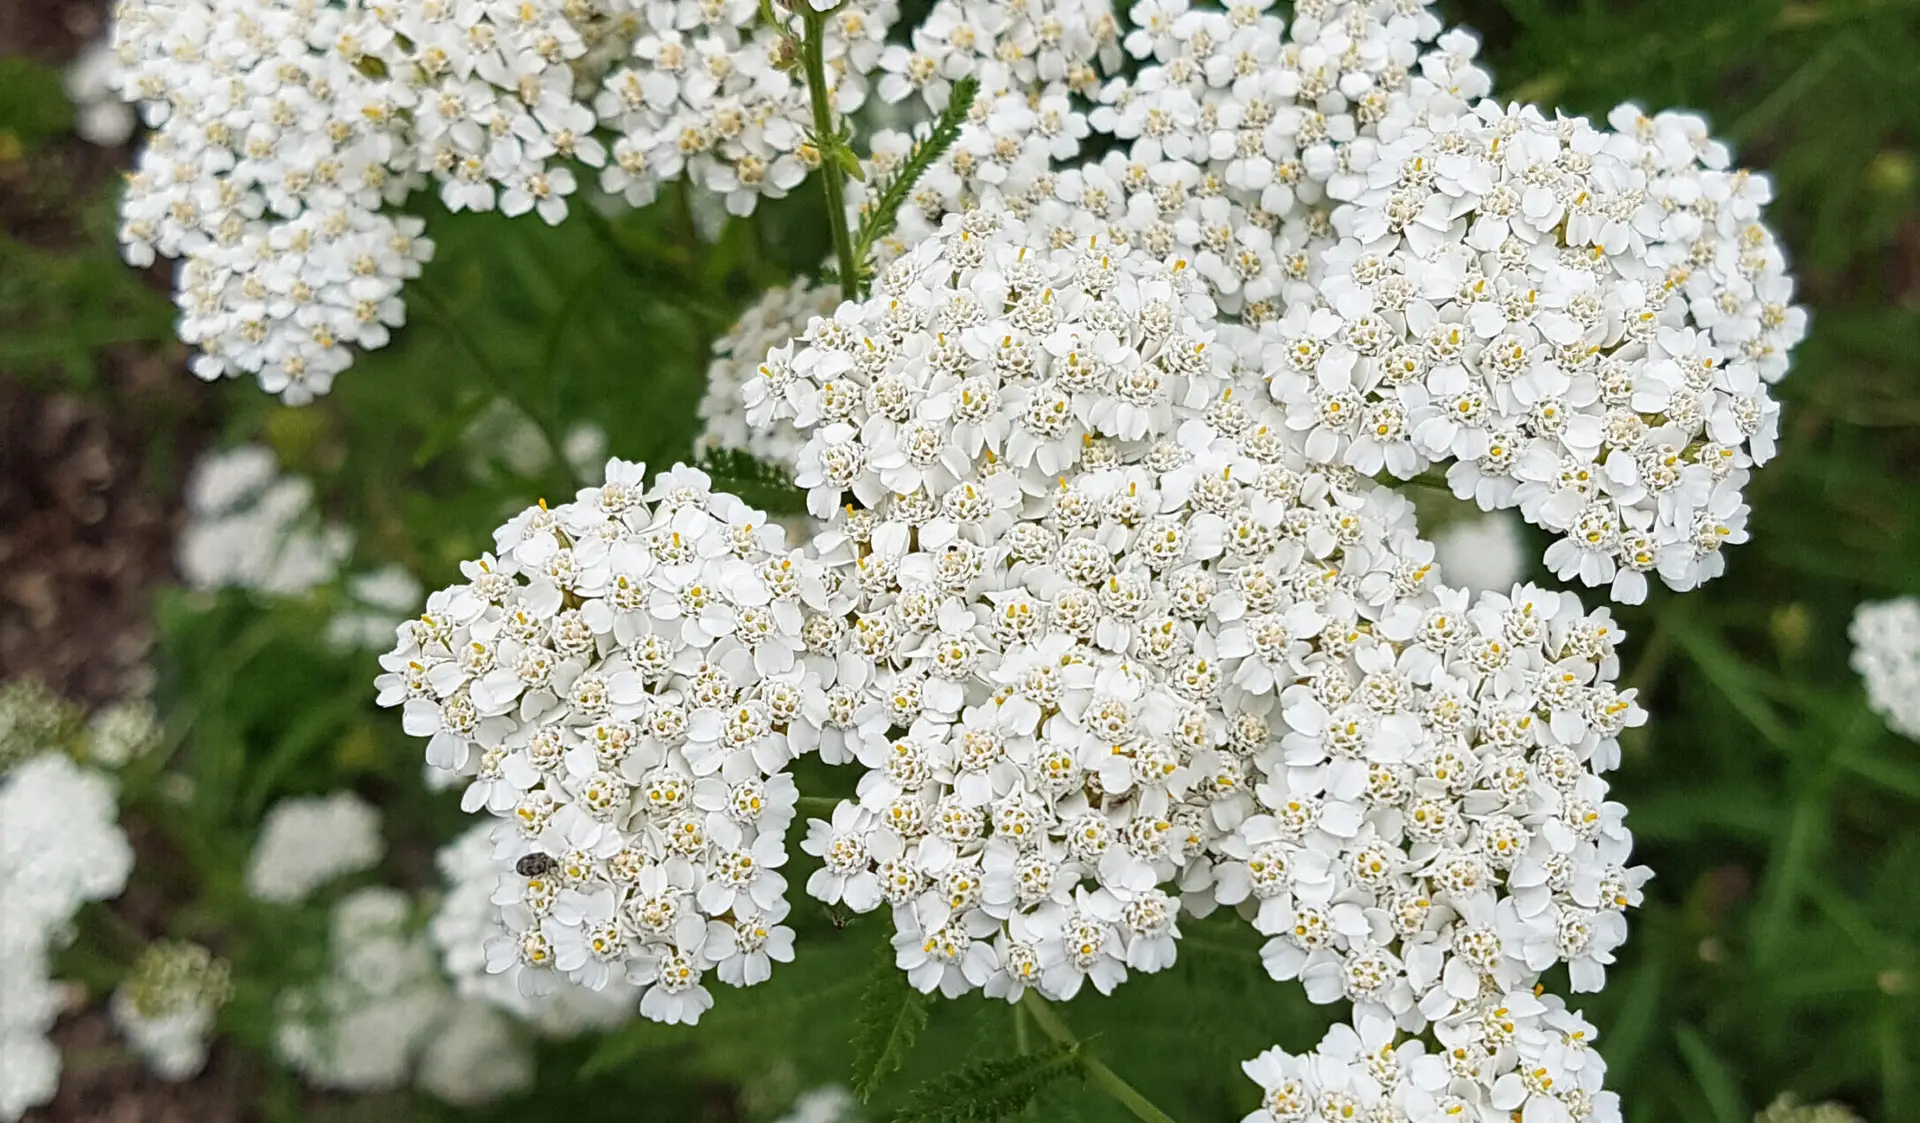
[1432,512,1526,595]
[0,751,132,1121]
[178,446,351,597]
[414,1000,535,1107]
[327,566,425,653]
[776,1085,861,1123]
[110,942,231,1081]
[65,41,135,146]
[245,792,384,905]
[1850,598,1920,741]
[275,887,448,1092]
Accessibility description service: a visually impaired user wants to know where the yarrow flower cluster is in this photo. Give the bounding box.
[108,0,434,400]
[697,279,844,470]
[275,886,454,1091]
[0,750,134,1122]
[178,445,353,596]
[430,823,634,1036]
[110,941,233,1081]
[245,790,386,904]
[744,209,1449,1002]
[1265,100,1804,602]
[586,0,897,217]
[1241,991,1619,1123]
[844,0,1800,602]
[102,0,906,399]
[1849,597,1920,742]
[378,460,827,1024]
[1201,582,1648,1034]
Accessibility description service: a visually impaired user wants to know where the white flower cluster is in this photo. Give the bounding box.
[178,445,352,596]
[430,822,634,1036]
[589,0,897,217]
[102,0,907,398]
[414,999,537,1107]
[279,886,538,1102]
[1849,597,1920,742]
[244,790,385,904]
[109,941,232,1082]
[109,0,434,400]
[861,0,1474,272]
[275,886,452,1091]
[852,0,1122,256]
[1241,991,1619,1123]
[1267,101,1804,602]
[834,0,1802,602]
[1201,583,1648,1031]
[697,279,843,470]
[743,211,1443,1002]
[377,459,826,1024]
[0,753,134,1122]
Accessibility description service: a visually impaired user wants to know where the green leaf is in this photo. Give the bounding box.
[851,76,980,271]
[0,58,74,148]
[848,951,930,1101]
[696,447,811,517]
[1667,618,1796,755]
[890,1043,1081,1123]
[1672,1024,1748,1123]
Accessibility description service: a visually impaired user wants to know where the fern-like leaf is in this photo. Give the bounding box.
[848,951,931,1101]
[888,1043,1081,1123]
[850,76,980,291]
[694,447,810,518]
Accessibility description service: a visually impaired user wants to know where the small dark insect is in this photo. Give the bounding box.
[516,851,557,878]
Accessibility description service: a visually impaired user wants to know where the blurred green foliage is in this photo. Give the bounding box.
[3,0,1920,1120]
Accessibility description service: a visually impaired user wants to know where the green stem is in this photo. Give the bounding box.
[797,795,844,818]
[1020,993,1179,1123]
[798,7,860,292]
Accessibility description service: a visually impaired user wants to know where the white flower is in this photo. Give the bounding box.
[1433,511,1526,595]
[414,1000,535,1106]
[274,887,449,1091]
[66,40,135,146]
[1851,598,1920,742]
[701,280,845,471]
[0,750,131,1121]
[379,459,829,1024]
[84,699,162,769]
[178,446,352,596]
[110,942,231,1082]
[775,1085,862,1123]
[244,791,384,904]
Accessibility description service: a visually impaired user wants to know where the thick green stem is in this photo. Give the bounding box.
[798,7,861,291]
[1019,993,1180,1123]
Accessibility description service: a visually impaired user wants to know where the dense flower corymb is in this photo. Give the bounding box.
[378,460,828,1024]
[747,206,1461,1002]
